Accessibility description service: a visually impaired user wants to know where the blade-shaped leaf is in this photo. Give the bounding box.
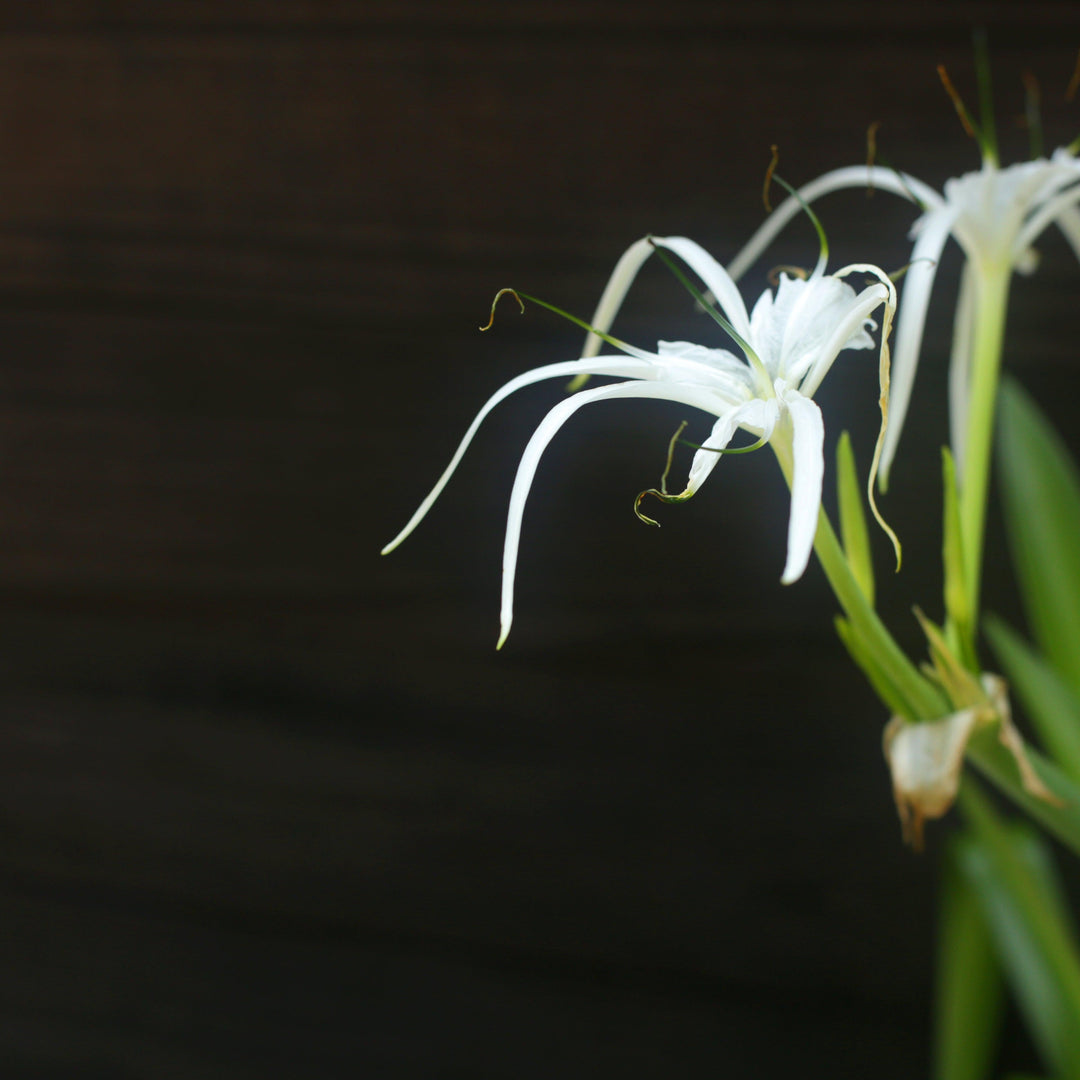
[934,834,1004,1080]
[997,381,1080,698]
[958,781,1080,1078]
[836,431,875,606]
[985,615,1080,784]
[833,615,909,718]
[967,730,1080,858]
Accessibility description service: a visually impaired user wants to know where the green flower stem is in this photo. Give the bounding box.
[772,435,944,721]
[813,506,946,721]
[960,264,1012,626]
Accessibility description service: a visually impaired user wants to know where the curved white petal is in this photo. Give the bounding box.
[381,357,655,555]
[726,165,943,284]
[655,340,755,398]
[948,261,976,477]
[1055,204,1080,265]
[780,390,825,585]
[684,397,778,493]
[651,236,752,343]
[1011,178,1080,258]
[498,379,753,648]
[582,237,656,358]
[798,280,888,399]
[879,203,959,487]
[776,273,831,376]
[1054,205,1080,266]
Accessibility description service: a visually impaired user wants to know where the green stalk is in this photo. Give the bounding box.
[960,264,1011,626]
[771,434,944,721]
[814,508,945,721]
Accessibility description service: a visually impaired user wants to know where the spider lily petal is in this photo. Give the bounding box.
[781,389,826,584]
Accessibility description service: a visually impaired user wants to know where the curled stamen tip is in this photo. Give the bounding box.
[1067,46,1080,102]
[767,264,809,286]
[479,288,525,331]
[634,490,662,527]
[763,144,780,212]
[865,120,881,197]
[635,486,693,526]
[937,64,977,138]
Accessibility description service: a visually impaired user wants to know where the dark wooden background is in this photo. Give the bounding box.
[1,3,1079,1076]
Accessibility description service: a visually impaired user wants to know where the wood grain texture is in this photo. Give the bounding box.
[0,2,1078,1076]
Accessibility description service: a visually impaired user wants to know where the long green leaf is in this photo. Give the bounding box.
[997,381,1080,698]
[985,615,1080,783]
[958,781,1080,1077]
[966,730,1080,858]
[934,834,1004,1080]
[836,431,874,606]
[833,615,908,718]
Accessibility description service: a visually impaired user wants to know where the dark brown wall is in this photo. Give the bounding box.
[1,3,1078,1076]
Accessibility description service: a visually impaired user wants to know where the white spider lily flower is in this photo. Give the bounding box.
[382,236,894,648]
[725,148,1080,483]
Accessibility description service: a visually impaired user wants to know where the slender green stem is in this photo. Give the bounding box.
[960,264,1011,627]
[813,507,945,720]
[771,435,944,721]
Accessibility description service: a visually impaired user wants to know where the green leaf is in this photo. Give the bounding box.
[997,381,1080,699]
[958,781,1080,1078]
[985,615,1080,784]
[833,615,908,717]
[934,834,1004,1080]
[836,431,875,606]
[966,730,1080,858]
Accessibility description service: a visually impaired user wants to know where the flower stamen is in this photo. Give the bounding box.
[770,173,829,275]
[1065,45,1080,102]
[973,29,999,165]
[633,486,692,527]
[767,264,809,286]
[937,64,980,142]
[659,420,688,495]
[865,120,882,197]
[1022,71,1044,160]
[479,288,525,331]
[763,144,780,212]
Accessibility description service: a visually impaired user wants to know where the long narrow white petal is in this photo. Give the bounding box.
[651,236,753,343]
[685,397,777,493]
[498,379,745,648]
[1054,204,1080,264]
[381,357,655,555]
[779,391,825,585]
[726,166,943,284]
[582,237,656,358]
[878,204,959,487]
[948,261,976,477]
[1012,180,1080,257]
[797,281,888,398]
